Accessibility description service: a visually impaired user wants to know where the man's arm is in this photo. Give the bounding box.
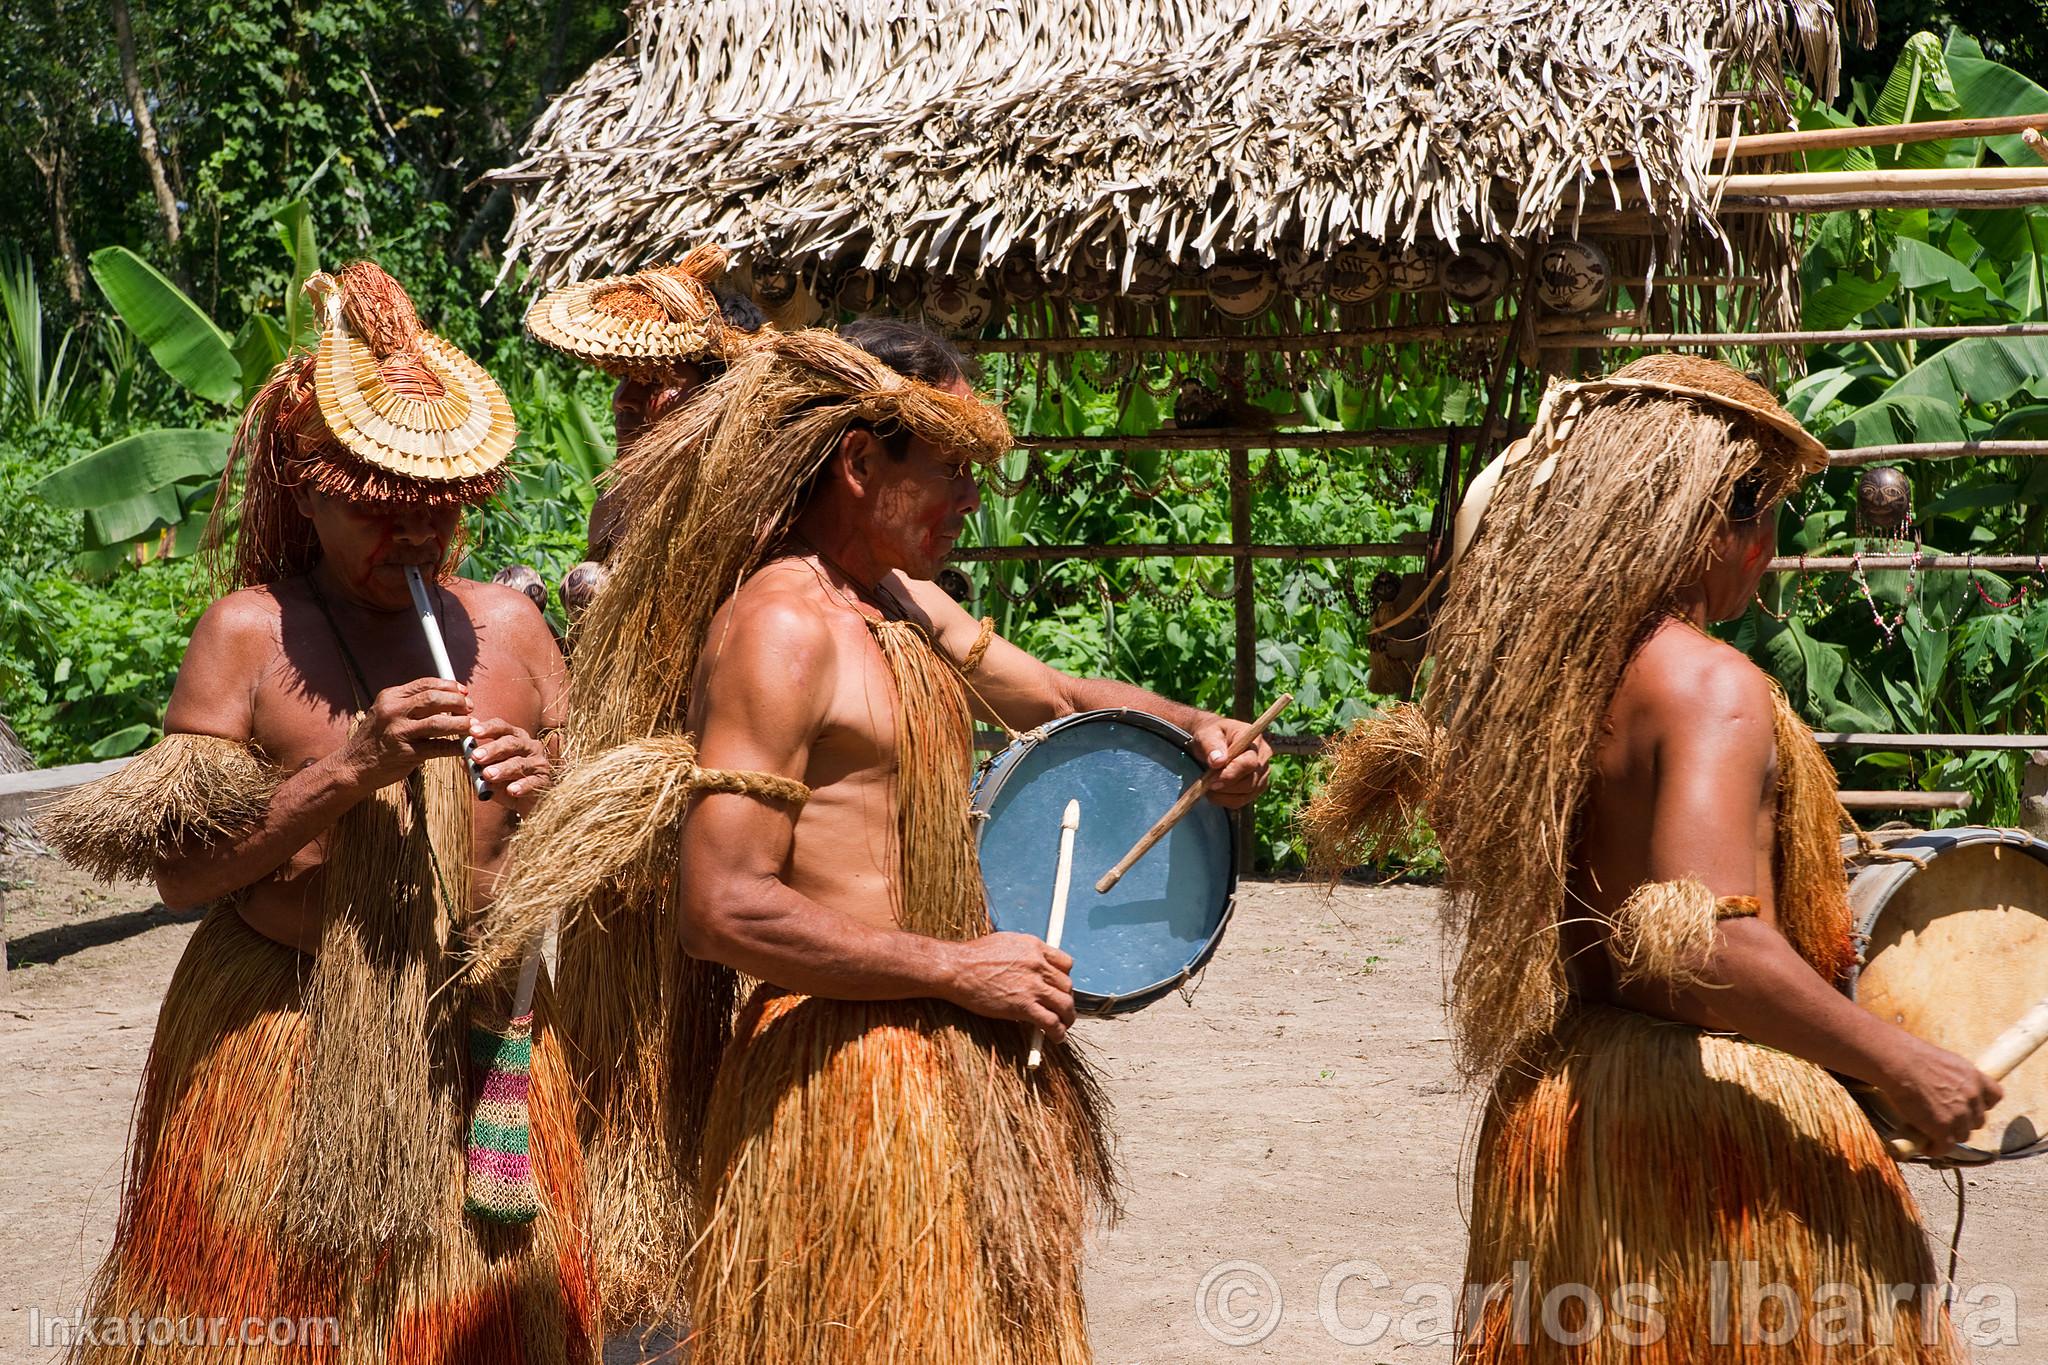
[155,593,473,908]
[1615,651,2000,1153]
[680,593,1077,1038]
[893,574,1272,806]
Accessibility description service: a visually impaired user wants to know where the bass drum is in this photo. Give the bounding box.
[1845,826,2048,1162]
[971,709,1237,1015]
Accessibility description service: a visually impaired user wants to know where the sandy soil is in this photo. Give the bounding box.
[3,858,2042,1363]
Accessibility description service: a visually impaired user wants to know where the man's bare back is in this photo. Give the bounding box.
[1568,616,1780,994]
[161,571,565,948]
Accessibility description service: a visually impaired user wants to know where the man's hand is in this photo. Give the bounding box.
[1189,713,1274,809]
[1875,1035,2005,1157]
[940,932,1078,1042]
[337,678,473,792]
[470,717,554,815]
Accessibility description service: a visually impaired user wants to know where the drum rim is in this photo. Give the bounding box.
[1844,824,2048,1163]
[971,706,1241,1013]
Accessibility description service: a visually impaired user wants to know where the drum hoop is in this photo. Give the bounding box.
[971,707,1242,1014]
[1841,825,2048,1163]
[1843,826,2045,997]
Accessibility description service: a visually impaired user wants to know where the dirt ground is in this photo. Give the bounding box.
[3,856,2043,1363]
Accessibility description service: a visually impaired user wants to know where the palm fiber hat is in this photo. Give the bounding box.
[305,265,518,487]
[525,243,733,380]
[1452,353,1826,568]
[208,260,516,591]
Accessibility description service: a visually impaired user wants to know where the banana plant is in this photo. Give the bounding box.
[34,199,322,575]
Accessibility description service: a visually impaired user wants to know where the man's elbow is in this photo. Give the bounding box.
[153,862,209,913]
[678,877,765,964]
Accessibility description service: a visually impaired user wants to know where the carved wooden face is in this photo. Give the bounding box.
[1857,465,1913,537]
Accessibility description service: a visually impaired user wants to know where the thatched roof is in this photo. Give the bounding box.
[498,0,1856,293]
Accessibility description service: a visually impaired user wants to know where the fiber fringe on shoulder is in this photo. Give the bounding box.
[1300,703,1444,877]
[468,734,810,981]
[39,733,280,884]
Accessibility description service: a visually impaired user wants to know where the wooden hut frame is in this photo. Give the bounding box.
[495,0,2048,771]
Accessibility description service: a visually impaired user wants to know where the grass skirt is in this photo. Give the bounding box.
[687,986,1109,1365]
[71,904,596,1364]
[1461,1003,1960,1363]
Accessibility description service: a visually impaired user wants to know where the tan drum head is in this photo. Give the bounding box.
[1852,833,2048,1160]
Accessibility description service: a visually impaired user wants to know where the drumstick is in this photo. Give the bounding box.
[1094,693,1291,894]
[1889,995,2048,1159]
[1027,798,1082,1070]
[405,565,492,801]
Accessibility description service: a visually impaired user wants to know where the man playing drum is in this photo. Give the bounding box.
[480,320,1271,1362]
[1308,355,1998,1362]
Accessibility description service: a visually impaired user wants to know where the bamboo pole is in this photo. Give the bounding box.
[1014,426,1512,452]
[1830,441,2048,468]
[1815,732,2048,751]
[1707,167,2048,195]
[1539,322,2048,350]
[1837,790,1972,811]
[1709,113,2048,160]
[1716,186,2048,212]
[1770,554,2048,572]
[961,321,1511,356]
[950,541,1421,563]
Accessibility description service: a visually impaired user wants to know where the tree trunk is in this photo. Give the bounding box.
[25,142,86,304]
[110,0,181,246]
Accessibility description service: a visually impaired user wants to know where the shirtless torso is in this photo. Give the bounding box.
[158,566,565,950]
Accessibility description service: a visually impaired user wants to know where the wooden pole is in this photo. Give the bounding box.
[1229,449,1255,724]
[1830,441,2048,467]
[1229,447,1255,867]
[1770,554,2048,572]
[961,321,1512,356]
[1696,167,2048,196]
[1716,186,2048,213]
[1539,322,2048,350]
[1813,732,2048,751]
[1836,790,1972,811]
[950,540,1422,564]
[1015,425,1511,452]
[1709,113,2048,160]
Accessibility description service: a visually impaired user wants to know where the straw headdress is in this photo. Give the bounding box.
[204,260,515,591]
[525,243,734,379]
[1452,357,1828,567]
[1308,353,1826,1080]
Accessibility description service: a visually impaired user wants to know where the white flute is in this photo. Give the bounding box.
[404,566,492,801]
[1027,799,1082,1069]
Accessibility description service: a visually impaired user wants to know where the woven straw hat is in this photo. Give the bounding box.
[306,269,517,484]
[1452,355,1826,568]
[525,243,733,378]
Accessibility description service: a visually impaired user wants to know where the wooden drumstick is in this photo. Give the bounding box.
[1094,693,1291,895]
[1889,995,2048,1159]
[405,566,492,801]
[1027,798,1081,1070]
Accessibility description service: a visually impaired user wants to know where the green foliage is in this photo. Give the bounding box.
[1756,30,2048,824]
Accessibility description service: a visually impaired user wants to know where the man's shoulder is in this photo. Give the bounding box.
[716,566,852,667]
[188,586,284,657]
[1623,618,1774,726]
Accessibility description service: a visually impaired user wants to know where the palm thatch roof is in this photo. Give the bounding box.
[497,0,1859,298]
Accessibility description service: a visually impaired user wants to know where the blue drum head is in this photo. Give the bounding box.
[973,710,1236,1013]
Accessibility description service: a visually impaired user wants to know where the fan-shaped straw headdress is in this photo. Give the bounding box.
[525,242,734,379]
[204,259,517,591]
